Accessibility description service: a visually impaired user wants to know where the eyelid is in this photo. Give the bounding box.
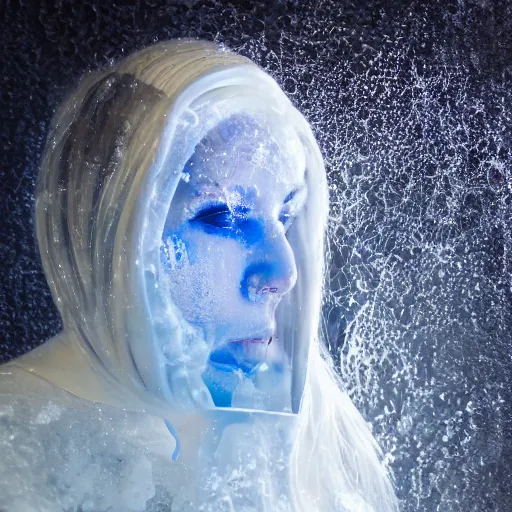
[279,189,306,227]
[191,203,231,221]
[278,208,296,227]
[191,202,251,222]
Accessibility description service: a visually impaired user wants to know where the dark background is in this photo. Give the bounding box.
[1,1,511,510]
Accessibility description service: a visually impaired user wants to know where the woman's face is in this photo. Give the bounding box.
[161,116,306,406]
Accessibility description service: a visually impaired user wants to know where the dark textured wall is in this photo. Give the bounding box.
[1,1,511,510]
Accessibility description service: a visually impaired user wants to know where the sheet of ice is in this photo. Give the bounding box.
[0,368,296,512]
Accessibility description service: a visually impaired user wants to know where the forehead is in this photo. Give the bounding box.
[184,115,306,195]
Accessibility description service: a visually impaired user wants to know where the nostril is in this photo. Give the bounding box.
[240,261,296,303]
[258,286,278,294]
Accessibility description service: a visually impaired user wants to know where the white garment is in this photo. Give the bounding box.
[0,364,294,512]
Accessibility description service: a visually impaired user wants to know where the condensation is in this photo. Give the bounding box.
[235,8,512,512]
[1,1,511,510]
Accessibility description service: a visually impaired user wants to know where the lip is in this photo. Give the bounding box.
[228,337,270,345]
[208,336,271,375]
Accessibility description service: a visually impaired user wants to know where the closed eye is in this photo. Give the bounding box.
[278,210,296,230]
[192,204,233,228]
[280,185,306,230]
[193,203,230,220]
[192,203,250,229]
[279,211,291,224]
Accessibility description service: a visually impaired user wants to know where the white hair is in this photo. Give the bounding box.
[33,40,398,511]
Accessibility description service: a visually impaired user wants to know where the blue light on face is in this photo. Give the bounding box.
[190,202,266,247]
[202,364,240,407]
[209,342,265,375]
[160,114,307,412]
[204,340,269,407]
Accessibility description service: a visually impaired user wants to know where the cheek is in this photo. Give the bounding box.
[161,228,247,325]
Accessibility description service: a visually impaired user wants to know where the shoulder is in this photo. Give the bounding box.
[0,363,73,510]
[0,361,65,398]
[0,363,176,512]
[0,362,74,426]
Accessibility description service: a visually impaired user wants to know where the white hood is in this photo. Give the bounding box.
[14,40,328,425]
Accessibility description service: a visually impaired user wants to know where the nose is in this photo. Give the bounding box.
[240,227,297,304]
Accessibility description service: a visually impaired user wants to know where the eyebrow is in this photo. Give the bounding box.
[284,185,307,204]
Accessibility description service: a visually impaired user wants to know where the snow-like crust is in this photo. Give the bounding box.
[0,367,294,512]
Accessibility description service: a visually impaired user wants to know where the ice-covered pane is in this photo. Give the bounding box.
[0,40,397,511]
[158,113,307,413]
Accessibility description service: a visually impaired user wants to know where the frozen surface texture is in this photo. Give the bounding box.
[0,371,169,512]
[0,368,293,512]
[1,1,511,511]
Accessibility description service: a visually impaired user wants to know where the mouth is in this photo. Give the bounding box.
[229,337,270,345]
[208,336,272,375]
